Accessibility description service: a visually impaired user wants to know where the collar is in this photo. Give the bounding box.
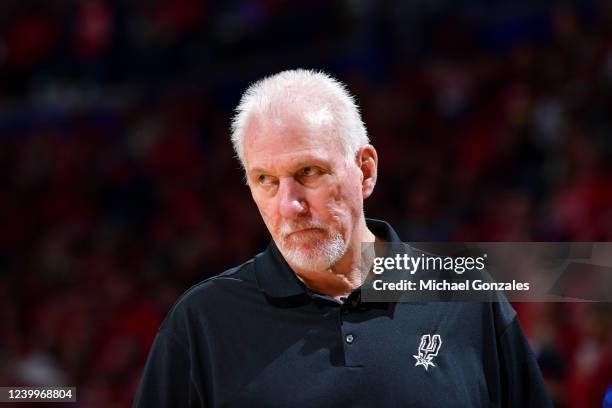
[253,218,402,298]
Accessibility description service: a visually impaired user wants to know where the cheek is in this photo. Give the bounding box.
[314,180,362,223]
[336,187,363,222]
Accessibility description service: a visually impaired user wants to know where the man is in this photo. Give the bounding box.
[133,70,552,407]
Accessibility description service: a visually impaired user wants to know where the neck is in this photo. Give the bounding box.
[292,220,378,300]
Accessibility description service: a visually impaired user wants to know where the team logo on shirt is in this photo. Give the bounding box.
[413,334,442,371]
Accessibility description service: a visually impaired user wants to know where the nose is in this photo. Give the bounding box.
[278,178,308,219]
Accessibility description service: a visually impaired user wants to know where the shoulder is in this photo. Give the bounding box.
[490,298,517,338]
[159,257,261,334]
[180,258,258,302]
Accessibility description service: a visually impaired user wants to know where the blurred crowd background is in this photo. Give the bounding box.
[1,0,611,407]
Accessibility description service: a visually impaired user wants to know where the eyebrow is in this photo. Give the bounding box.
[248,159,330,176]
[248,167,269,176]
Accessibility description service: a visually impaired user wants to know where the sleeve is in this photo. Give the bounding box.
[498,316,553,408]
[132,329,205,408]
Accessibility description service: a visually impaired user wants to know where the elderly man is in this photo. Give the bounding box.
[134,70,551,407]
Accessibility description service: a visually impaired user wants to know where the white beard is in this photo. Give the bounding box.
[278,221,347,271]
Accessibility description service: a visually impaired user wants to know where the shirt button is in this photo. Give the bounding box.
[345,334,354,344]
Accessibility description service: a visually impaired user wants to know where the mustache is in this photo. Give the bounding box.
[280,220,330,237]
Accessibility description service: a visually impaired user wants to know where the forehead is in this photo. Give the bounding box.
[244,109,344,171]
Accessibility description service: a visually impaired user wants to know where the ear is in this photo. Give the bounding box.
[356,145,378,199]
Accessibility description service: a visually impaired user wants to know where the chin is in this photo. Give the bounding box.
[280,234,347,272]
[284,251,334,272]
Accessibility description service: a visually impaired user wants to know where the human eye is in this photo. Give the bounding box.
[299,166,320,177]
[296,166,325,185]
[256,174,276,186]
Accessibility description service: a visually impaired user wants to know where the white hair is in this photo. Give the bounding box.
[230,69,369,169]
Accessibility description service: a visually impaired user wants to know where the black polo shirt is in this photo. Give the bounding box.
[133,219,552,407]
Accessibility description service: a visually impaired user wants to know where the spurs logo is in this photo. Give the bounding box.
[413,334,442,371]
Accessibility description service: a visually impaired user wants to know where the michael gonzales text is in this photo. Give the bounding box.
[373,279,530,291]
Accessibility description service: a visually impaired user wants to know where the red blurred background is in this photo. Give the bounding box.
[0,1,611,406]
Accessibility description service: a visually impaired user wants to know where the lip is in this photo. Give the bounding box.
[288,228,323,236]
